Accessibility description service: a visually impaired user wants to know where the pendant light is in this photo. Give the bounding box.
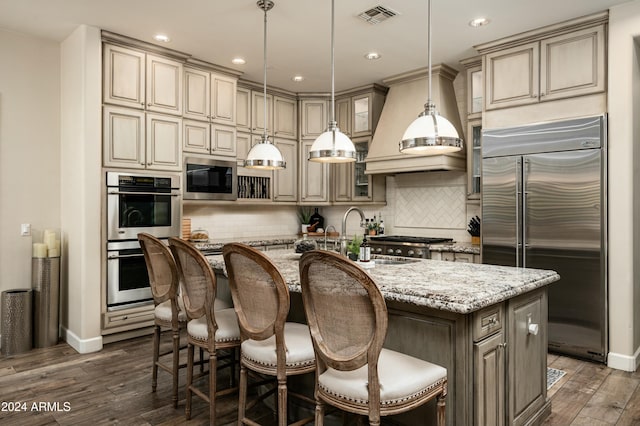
[244,0,286,170]
[399,0,463,154]
[308,0,356,163]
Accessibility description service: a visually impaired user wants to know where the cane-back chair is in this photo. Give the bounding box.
[138,232,187,408]
[168,237,241,424]
[222,243,316,426]
[299,250,448,426]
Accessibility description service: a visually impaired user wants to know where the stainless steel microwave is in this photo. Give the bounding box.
[183,156,237,200]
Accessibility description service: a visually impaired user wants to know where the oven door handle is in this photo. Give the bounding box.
[108,253,145,260]
[107,190,180,197]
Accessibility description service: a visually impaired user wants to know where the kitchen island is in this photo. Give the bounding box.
[209,249,560,426]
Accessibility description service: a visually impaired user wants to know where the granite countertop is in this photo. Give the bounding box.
[194,236,479,255]
[208,249,559,314]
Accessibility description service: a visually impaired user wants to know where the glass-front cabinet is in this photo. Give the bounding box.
[333,136,375,202]
[467,119,482,200]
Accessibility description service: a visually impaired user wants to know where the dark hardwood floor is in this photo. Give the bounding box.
[1,332,640,425]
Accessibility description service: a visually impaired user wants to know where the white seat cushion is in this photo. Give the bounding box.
[241,322,315,369]
[187,308,241,343]
[154,300,187,323]
[318,348,447,406]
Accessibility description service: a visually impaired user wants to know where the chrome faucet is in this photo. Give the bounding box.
[340,207,366,257]
[323,225,337,250]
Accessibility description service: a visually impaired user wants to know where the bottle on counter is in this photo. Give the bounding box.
[378,219,385,235]
[359,235,371,262]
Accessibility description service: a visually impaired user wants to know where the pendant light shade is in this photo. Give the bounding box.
[308,0,356,163]
[400,0,463,155]
[244,0,286,170]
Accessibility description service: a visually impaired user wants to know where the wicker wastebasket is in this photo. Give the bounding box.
[1,289,33,356]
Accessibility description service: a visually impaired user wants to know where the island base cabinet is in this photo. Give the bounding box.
[475,332,505,426]
[508,289,550,426]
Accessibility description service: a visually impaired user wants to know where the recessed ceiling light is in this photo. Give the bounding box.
[469,17,490,28]
[232,57,246,65]
[292,75,304,82]
[365,52,381,60]
[153,34,170,43]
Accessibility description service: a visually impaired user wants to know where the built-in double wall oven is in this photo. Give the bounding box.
[106,171,181,310]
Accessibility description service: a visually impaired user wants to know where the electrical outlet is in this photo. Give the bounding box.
[21,223,31,236]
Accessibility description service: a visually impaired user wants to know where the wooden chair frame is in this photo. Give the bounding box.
[169,237,240,424]
[138,232,184,408]
[223,243,315,426]
[299,250,447,426]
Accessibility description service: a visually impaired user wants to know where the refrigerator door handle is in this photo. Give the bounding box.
[516,157,521,268]
[522,158,528,268]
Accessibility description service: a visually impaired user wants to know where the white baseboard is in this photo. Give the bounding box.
[607,346,640,372]
[61,326,103,354]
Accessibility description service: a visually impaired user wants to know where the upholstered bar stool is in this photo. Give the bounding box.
[222,243,316,426]
[169,237,241,424]
[138,232,187,408]
[299,250,448,426]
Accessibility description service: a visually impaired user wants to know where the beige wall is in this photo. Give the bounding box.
[0,30,60,317]
[607,1,640,371]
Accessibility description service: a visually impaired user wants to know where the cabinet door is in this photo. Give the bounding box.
[485,42,539,110]
[211,73,236,125]
[332,162,353,202]
[146,113,182,171]
[183,119,210,154]
[273,139,298,202]
[540,25,605,101]
[467,119,482,200]
[273,96,297,139]
[300,99,327,138]
[300,140,329,203]
[336,97,352,137]
[103,106,145,169]
[146,54,183,115]
[103,44,145,109]
[507,289,547,425]
[352,94,372,137]
[352,137,372,201]
[211,124,236,157]
[236,131,253,164]
[183,67,210,121]
[252,91,273,135]
[475,332,505,426]
[467,64,483,117]
[236,87,251,132]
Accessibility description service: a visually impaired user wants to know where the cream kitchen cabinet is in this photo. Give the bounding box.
[235,131,254,164]
[300,99,328,139]
[273,96,297,139]
[103,44,183,116]
[467,119,482,201]
[273,138,298,202]
[236,87,251,133]
[103,106,182,171]
[335,97,352,137]
[432,251,479,263]
[331,136,385,204]
[251,91,273,136]
[299,139,329,204]
[183,119,236,157]
[483,23,605,111]
[183,66,237,125]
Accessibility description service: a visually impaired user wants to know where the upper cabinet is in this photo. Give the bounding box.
[300,99,328,139]
[273,96,297,139]
[183,66,237,125]
[240,86,298,140]
[480,19,606,111]
[103,44,183,115]
[335,85,387,138]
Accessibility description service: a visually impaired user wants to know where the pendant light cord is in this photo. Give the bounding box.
[263,3,268,140]
[427,0,432,107]
[330,0,336,124]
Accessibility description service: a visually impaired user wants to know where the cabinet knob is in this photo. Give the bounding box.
[527,315,539,335]
[140,162,145,165]
[147,162,152,166]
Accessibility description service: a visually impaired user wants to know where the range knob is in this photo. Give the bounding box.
[416,250,424,257]
[395,249,402,255]
[407,249,415,256]
[375,247,383,253]
[386,248,395,255]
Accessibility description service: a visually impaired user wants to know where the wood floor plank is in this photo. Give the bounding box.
[577,374,640,423]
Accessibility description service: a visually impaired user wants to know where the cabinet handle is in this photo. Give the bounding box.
[147,162,152,166]
[140,102,144,106]
[527,315,539,335]
[140,162,145,166]
[499,342,507,349]
[147,103,151,107]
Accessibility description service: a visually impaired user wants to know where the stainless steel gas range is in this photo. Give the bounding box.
[368,236,453,259]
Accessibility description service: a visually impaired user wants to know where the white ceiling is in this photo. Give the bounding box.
[0,0,632,92]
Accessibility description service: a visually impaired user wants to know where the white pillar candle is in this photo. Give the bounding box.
[44,230,57,250]
[33,243,48,258]
[47,248,60,258]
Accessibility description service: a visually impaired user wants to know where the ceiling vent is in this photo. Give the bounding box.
[357,5,399,25]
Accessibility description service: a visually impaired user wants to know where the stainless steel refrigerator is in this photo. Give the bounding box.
[482,115,607,362]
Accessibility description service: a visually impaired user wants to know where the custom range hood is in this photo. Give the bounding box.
[366,64,465,175]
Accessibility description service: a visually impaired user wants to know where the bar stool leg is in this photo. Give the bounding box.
[152,325,160,392]
[172,327,180,408]
[185,343,194,420]
[238,363,248,425]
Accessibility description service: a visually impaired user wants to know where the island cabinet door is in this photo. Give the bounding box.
[474,331,505,426]
[507,288,548,426]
